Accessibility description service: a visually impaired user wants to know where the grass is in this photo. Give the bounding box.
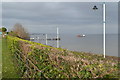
[2,38,20,78]
[0,36,2,79]
[7,36,119,78]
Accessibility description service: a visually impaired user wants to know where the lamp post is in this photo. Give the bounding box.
[103,2,106,58]
[57,27,59,48]
[46,34,48,45]
[93,2,106,58]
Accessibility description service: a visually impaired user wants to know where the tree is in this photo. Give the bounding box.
[12,23,30,40]
[2,27,7,32]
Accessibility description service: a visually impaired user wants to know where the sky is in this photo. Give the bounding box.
[2,2,118,34]
[1,0,119,2]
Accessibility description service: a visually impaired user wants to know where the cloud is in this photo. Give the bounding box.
[2,2,118,34]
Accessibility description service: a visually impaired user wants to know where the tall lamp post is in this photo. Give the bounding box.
[57,27,59,48]
[93,2,106,58]
[46,34,48,45]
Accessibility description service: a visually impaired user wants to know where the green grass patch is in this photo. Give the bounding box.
[2,38,20,78]
[0,36,2,79]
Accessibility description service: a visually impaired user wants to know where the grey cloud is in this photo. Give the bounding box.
[2,2,118,34]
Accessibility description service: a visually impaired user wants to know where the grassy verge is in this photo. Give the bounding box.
[0,36,2,79]
[2,38,20,78]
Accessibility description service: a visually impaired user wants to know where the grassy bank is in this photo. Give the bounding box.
[0,36,2,79]
[2,38,20,78]
[7,36,119,79]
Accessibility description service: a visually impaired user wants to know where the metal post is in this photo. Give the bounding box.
[38,37,40,43]
[57,27,59,48]
[103,2,106,58]
[46,34,48,45]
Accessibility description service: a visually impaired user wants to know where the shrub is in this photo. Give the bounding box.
[12,23,30,40]
[2,27,7,32]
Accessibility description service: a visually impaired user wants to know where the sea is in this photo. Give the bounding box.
[30,34,118,57]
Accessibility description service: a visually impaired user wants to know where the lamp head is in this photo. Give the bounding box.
[93,5,98,10]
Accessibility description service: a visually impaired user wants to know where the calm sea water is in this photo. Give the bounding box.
[30,34,118,57]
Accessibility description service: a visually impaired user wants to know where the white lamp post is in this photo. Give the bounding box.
[93,2,106,58]
[103,2,106,58]
[57,27,59,48]
[46,34,48,45]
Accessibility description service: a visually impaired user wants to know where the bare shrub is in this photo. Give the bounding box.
[13,23,30,40]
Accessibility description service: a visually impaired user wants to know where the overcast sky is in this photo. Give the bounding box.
[2,2,118,34]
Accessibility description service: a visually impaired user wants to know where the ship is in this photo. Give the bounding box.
[77,34,85,37]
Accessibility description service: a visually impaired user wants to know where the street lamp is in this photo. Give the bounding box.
[93,3,106,58]
[57,27,59,48]
[93,5,98,10]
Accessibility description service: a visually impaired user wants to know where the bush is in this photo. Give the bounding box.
[12,23,30,40]
[2,27,7,32]
[9,31,18,37]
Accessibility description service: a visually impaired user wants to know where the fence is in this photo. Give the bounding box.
[8,36,67,78]
[13,46,41,78]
